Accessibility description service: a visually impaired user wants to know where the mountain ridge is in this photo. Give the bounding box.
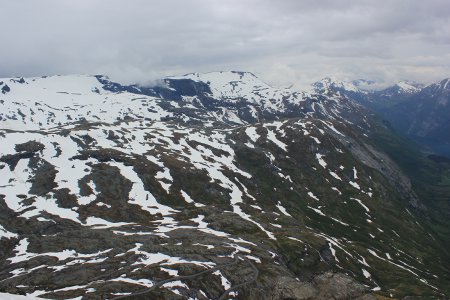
[310,75,450,158]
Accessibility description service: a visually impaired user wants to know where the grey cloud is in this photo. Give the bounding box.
[0,0,449,88]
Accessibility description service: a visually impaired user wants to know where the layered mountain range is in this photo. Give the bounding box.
[312,77,450,157]
[0,71,449,299]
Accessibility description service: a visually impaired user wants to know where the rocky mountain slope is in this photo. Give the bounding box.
[0,72,449,299]
[313,77,450,157]
[380,79,450,156]
[312,75,450,261]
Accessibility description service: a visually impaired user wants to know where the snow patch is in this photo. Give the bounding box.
[315,153,327,168]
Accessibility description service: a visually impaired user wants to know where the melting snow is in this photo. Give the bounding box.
[331,187,342,195]
[213,270,231,290]
[349,181,360,190]
[308,206,325,216]
[161,267,179,277]
[84,217,134,229]
[350,198,370,212]
[110,277,154,287]
[287,237,303,243]
[266,128,287,151]
[8,238,112,265]
[191,215,229,237]
[310,136,321,144]
[276,202,292,217]
[329,171,342,180]
[109,162,178,216]
[0,293,46,300]
[155,167,173,193]
[315,153,327,168]
[0,225,18,239]
[353,167,358,179]
[307,192,320,201]
[129,243,215,268]
[245,127,260,143]
[180,190,194,203]
[329,217,349,226]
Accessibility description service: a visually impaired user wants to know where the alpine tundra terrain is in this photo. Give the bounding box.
[312,76,450,250]
[0,71,449,299]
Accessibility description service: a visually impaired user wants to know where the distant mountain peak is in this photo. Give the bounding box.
[436,78,450,90]
[168,70,258,81]
[393,80,423,93]
[312,77,365,94]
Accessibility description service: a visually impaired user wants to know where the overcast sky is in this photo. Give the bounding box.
[1,0,449,88]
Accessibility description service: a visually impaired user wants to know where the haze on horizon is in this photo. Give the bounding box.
[1,0,449,89]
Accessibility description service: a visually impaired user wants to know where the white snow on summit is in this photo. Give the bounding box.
[0,75,170,130]
[395,81,421,93]
[167,71,306,111]
[312,77,362,93]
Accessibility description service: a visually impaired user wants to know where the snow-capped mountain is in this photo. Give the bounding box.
[310,77,376,105]
[0,72,369,131]
[0,75,171,130]
[311,77,365,94]
[310,76,450,157]
[166,71,299,108]
[373,80,424,100]
[0,72,449,299]
[380,78,450,153]
[419,78,450,98]
[311,78,423,98]
[390,80,423,93]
